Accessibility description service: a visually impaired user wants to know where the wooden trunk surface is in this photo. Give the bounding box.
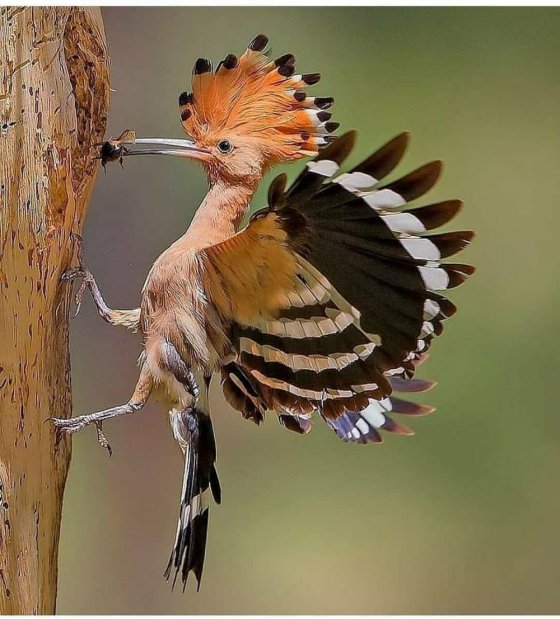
[0,7,110,613]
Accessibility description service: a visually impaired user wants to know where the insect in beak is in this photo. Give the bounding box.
[94,131,211,170]
[93,129,136,170]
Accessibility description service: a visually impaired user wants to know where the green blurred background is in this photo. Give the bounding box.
[57,7,560,614]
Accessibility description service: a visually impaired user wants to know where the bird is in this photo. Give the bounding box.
[52,34,474,591]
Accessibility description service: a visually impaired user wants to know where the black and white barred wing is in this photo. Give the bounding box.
[204,131,474,443]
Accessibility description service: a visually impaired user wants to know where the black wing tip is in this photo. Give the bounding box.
[392,130,412,148]
[351,130,411,178]
[341,129,358,143]
[431,159,444,174]
[416,159,444,181]
[278,413,312,434]
[454,229,475,243]
[448,198,464,211]
[384,158,444,201]
[268,173,288,209]
[317,130,357,164]
[409,199,465,231]
[444,263,476,288]
[388,131,412,156]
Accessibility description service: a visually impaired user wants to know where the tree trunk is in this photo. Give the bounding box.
[0,7,110,613]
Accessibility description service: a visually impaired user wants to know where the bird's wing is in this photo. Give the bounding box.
[202,132,474,441]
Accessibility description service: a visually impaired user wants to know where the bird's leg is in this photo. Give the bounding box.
[160,341,200,401]
[62,233,141,331]
[50,368,153,454]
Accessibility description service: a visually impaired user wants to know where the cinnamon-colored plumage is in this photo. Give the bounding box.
[53,34,474,590]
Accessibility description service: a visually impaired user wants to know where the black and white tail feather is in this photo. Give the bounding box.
[165,408,221,591]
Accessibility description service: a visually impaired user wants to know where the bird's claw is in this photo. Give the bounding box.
[95,421,113,457]
[50,415,89,435]
[61,233,94,319]
[49,416,113,456]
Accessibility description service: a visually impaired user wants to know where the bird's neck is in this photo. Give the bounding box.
[183,178,259,248]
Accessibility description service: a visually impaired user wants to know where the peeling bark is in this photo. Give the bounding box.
[0,7,109,613]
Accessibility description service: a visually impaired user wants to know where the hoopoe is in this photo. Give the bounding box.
[52,34,474,590]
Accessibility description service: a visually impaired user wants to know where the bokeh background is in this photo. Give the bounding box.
[57,7,560,614]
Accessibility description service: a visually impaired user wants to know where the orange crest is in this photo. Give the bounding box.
[178,34,338,164]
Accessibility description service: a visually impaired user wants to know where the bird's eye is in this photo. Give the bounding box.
[217,139,233,154]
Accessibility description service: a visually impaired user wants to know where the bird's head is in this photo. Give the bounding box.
[127,35,337,186]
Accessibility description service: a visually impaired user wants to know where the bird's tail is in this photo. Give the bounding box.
[165,408,221,591]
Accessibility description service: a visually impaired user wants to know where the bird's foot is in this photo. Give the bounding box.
[50,414,113,455]
[61,233,93,318]
[49,399,146,455]
[61,233,111,321]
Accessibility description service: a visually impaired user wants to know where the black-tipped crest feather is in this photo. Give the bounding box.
[248,33,269,51]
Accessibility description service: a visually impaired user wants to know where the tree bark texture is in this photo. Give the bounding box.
[0,7,110,613]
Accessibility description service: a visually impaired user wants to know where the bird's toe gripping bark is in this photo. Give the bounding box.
[50,414,90,434]
[49,403,142,456]
[61,232,112,321]
[61,267,91,319]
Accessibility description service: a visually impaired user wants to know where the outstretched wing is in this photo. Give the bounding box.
[202,132,474,439]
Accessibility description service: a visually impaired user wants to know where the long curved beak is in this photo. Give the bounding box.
[123,138,210,161]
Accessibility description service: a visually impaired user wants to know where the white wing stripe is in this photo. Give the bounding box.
[364,189,407,210]
[400,237,441,261]
[360,400,387,428]
[306,160,338,178]
[423,299,440,319]
[335,171,378,191]
[381,212,426,235]
[418,266,450,290]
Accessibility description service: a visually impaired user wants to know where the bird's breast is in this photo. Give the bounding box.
[140,248,229,373]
